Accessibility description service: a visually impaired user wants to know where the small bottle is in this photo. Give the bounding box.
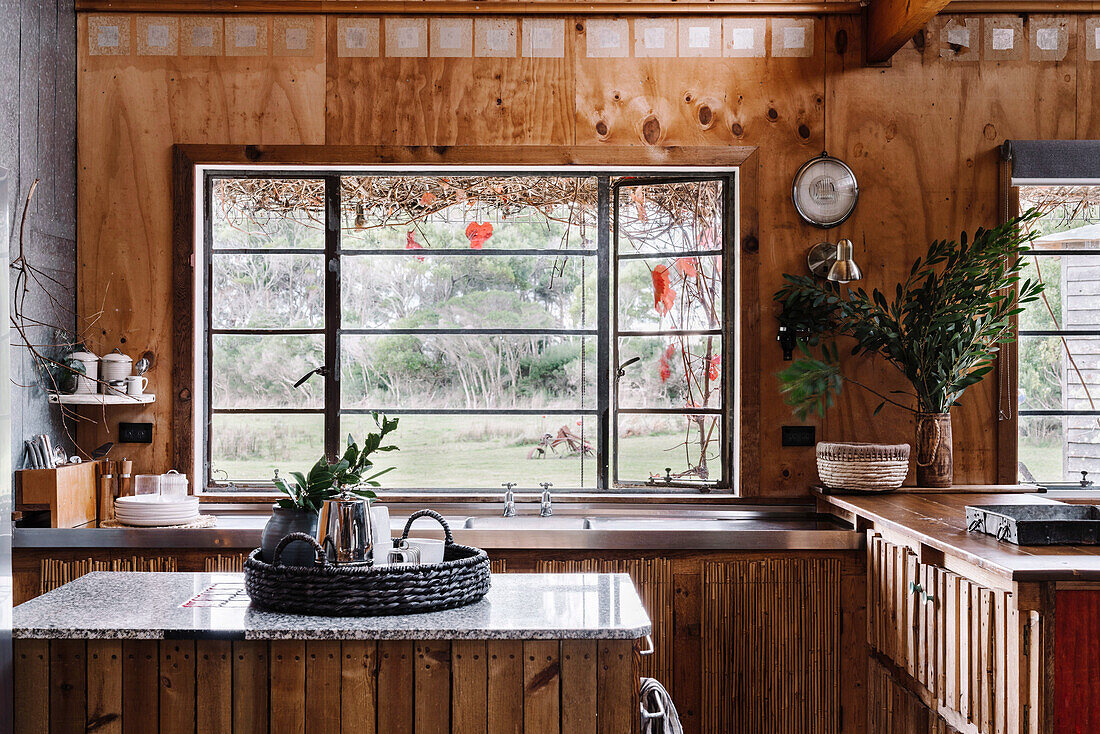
[119,459,133,498]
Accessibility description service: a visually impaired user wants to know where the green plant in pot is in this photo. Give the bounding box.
[262,413,399,565]
[775,213,1042,488]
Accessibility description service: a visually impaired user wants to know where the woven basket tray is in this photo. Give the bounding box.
[816,442,910,492]
[244,509,490,616]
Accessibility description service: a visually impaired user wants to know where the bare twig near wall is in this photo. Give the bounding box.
[9,178,113,457]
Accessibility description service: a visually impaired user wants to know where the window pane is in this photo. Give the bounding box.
[616,335,723,410]
[617,254,721,332]
[341,413,597,488]
[1018,415,1064,482]
[616,413,722,484]
[1019,254,1100,332]
[211,178,325,250]
[616,179,723,255]
[212,254,324,329]
[340,176,597,251]
[341,334,596,410]
[211,413,323,482]
[341,254,595,330]
[212,334,324,409]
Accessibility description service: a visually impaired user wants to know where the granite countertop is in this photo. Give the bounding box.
[13,571,652,641]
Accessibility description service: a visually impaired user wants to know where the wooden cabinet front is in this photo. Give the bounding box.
[15,638,637,734]
[867,532,1029,734]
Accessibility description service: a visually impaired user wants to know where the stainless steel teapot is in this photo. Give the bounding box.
[315,492,374,566]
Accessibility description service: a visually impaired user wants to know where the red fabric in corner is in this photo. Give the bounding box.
[1055,590,1100,733]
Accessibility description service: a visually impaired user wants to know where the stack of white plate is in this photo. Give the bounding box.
[114,495,200,527]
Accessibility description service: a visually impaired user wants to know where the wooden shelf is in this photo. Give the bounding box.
[48,393,155,406]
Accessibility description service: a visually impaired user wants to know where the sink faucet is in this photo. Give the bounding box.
[502,482,517,517]
[539,482,554,517]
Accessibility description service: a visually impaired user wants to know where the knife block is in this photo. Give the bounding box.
[16,461,99,528]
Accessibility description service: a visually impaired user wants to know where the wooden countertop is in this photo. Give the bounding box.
[815,489,1100,582]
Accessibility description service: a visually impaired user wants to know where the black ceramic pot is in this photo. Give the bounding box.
[261,506,319,566]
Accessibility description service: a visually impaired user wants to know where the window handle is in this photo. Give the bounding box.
[294,365,328,388]
[616,356,640,377]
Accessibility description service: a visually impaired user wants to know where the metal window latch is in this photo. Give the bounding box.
[294,365,328,388]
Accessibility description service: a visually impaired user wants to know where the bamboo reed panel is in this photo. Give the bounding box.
[534,558,671,686]
[204,554,246,572]
[702,557,841,733]
[40,556,178,594]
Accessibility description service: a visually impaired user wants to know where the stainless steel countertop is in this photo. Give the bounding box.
[14,503,862,551]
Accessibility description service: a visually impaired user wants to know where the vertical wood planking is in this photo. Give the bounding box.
[306,641,342,734]
[487,640,523,734]
[122,640,159,734]
[377,640,415,734]
[340,641,378,733]
[49,640,86,734]
[414,641,452,734]
[15,639,50,734]
[196,640,232,733]
[980,588,994,734]
[451,640,488,734]
[270,640,306,734]
[522,640,560,734]
[597,640,634,734]
[159,640,196,734]
[232,641,270,734]
[87,640,123,734]
[560,640,597,734]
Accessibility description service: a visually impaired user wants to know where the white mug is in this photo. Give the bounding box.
[125,375,148,397]
[404,538,445,565]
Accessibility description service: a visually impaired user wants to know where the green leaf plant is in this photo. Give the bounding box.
[775,211,1044,421]
[274,412,400,512]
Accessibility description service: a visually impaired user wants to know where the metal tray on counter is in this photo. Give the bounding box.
[965,504,1100,545]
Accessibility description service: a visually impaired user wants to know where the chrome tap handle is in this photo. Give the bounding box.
[539,482,553,517]
[502,482,517,517]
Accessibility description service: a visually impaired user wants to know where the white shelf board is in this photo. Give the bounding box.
[49,392,156,406]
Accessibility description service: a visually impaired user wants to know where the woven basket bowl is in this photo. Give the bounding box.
[816,442,910,492]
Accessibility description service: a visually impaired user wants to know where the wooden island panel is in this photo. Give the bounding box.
[13,638,637,734]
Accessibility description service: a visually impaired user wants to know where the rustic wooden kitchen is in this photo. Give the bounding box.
[4,0,1100,732]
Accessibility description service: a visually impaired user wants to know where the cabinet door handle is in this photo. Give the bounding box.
[909,581,934,603]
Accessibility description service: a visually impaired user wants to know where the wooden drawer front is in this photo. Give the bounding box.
[868,534,1016,734]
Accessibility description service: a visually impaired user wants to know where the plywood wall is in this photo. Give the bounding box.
[75,11,1097,492]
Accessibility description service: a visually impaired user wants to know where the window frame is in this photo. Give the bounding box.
[199,169,736,495]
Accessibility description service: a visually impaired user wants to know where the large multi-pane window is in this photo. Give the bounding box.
[1017,186,1100,485]
[201,172,733,492]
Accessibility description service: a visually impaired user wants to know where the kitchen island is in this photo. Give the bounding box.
[13,571,649,733]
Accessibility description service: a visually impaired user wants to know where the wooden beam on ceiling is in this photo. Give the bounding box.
[866,0,952,63]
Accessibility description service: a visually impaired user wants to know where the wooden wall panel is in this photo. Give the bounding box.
[75,15,327,475]
[74,9,1093,490]
[325,19,575,146]
[824,13,1077,485]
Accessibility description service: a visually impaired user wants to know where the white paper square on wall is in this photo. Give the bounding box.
[688,25,711,48]
[285,27,307,50]
[946,26,970,47]
[1095,27,1100,48]
[398,27,419,49]
[532,26,555,49]
[598,28,621,49]
[236,24,258,48]
[991,27,1014,50]
[98,25,119,48]
[644,27,666,49]
[192,26,214,48]
[522,19,564,58]
[438,24,464,49]
[486,28,510,51]
[147,24,170,48]
[346,27,369,49]
[1036,27,1059,51]
[730,28,754,50]
[783,25,805,49]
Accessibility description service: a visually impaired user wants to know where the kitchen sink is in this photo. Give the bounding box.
[584,517,842,532]
[462,516,592,530]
